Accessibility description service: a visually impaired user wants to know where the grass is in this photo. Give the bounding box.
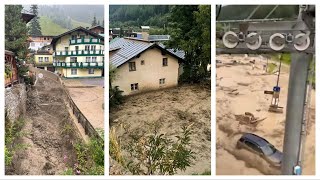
[5,112,28,167]
[39,16,69,36]
[62,137,104,175]
[71,19,91,29]
[267,63,277,73]
[192,170,211,175]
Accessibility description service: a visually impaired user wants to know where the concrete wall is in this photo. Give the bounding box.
[112,48,179,95]
[5,84,27,122]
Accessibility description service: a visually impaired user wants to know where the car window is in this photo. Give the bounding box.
[261,144,276,156]
[245,140,262,154]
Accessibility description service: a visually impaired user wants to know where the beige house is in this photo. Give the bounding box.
[110,38,184,95]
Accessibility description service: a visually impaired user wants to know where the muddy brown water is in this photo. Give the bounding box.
[6,77,79,175]
[110,85,211,175]
[216,55,315,175]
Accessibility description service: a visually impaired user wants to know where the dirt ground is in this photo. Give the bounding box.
[63,78,104,130]
[6,76,79,175]
[110,85,211,175]
[216,54,315,175]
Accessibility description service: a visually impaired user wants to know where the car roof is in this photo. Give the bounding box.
[241,133,270,147]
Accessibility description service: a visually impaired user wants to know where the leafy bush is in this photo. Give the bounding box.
[71,137,104,175]
[5,146,12,166]
[109,86,124,108]
[110,125,195,175]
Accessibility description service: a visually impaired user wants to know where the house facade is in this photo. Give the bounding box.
[110,38,184,95]
[89,25,104,35]
[34,49,54,72]
[51,27,104,78]
[29,35,54,51]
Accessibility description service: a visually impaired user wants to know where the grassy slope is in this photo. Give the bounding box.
[71,18,91,29]
[39,16,69,36]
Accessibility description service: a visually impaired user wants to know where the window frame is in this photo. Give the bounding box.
[129,62,136,71]
[71,68,77,75]
[88,68,94,74]
[131,83,139,91]
[159,78,166,85]
[162,58,168,66]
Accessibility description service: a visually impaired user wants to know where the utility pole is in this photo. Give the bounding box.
[281,53,312,175]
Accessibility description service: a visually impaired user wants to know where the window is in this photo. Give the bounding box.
[92,57,97,62]
[70,57,77,63]
[91,45,96,51]
[245,141,262,154]
[86,57,91,62]
[88,68,94,74]
[71,68,77,75]
[162,58,168,66]
[44,57,49,62]
[65,47,69,51]
[85,45,90,51]
[75,46,79,51]
[131,83,139,91]
[80,35,85,39]
[129,62,136,71]
[159,78,165,85]
[38,57,43,62]
[141,60,145,65]
[71,35,77,40]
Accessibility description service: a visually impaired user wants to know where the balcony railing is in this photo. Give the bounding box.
[69,38,103,45]
[53,50,104,56]
[53,62,104,68]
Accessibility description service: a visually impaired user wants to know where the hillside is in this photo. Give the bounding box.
[109,5,171,29]
[217,5,299,20]
[39,16,68,36]
[24,5,103,36]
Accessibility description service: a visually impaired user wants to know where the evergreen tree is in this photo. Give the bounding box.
[92,14,97,26]
[168,5,211,83]
[5,5,29,58]
[29,5,42,36]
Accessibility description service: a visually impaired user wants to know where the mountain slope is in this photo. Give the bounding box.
[39,16,68,36]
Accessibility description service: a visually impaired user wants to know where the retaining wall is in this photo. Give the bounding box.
[30,67,103,142]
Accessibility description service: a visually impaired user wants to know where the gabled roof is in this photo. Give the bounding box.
[21,9,35,23]
[89,25,104,30]
[109,38,185,68]
[51,26,104,45]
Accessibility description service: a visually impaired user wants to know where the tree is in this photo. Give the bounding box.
[29,5,42,36]
[168,5,211,83]
[5,5,29,59]
[109,64,124,109]
[92,14,97,26]
[112,125,195,175]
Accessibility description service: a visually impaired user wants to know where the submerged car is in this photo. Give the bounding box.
[236,133,283,167]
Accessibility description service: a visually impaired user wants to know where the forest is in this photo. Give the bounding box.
[217,5,299,20]
[110,5,171,29]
